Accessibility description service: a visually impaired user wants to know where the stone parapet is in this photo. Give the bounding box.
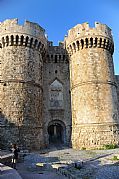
[46,45,68,63]
[0,19,47,56]
[65,22,114,56]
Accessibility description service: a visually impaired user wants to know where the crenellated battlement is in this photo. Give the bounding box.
[0,19,45,36]
[66,22,112,41]
[46,45,68,63]
[0,34,46,55]
[66,36,114,55]
[0,19,47,54]
[65,22,114,55]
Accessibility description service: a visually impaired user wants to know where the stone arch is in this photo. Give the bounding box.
[48,120,66,144]
[49,79,64,108]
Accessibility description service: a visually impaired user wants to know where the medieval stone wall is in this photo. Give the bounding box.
[43,43,71,146]
[0,19,47,150]
[0,19,119,151]
[65,22,119,149]
[115,75,119,112]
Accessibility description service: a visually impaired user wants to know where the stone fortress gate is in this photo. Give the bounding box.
[0,19,119,150]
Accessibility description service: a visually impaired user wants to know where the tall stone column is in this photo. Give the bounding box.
[0,19,47,150]
[65,22,119,149]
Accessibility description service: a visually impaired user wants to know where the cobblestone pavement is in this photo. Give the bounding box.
[18,170,67,179]
[45,147,119,179]
[4,147,119,179]
[17,159,67,179]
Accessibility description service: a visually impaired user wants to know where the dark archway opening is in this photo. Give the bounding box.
[48,124,64,144]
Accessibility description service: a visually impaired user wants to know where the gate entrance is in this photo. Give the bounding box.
[48,121,65,144]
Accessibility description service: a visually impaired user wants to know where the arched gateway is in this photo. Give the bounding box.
[48,120,66,145]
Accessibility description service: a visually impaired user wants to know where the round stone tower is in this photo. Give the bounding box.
[65,22,119,149]
[0,19,47,150]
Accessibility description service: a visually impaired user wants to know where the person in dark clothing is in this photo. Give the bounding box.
[11,143,20,169]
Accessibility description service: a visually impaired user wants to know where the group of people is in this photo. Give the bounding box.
[10,143,20,169]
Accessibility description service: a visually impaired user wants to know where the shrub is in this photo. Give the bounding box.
[112,156,119,160]
[103,144,118,150]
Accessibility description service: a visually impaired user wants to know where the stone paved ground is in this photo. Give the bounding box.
[39,147,119,178]
[16,147,68,179]
[18,170,67,179]
[3,147,119,179]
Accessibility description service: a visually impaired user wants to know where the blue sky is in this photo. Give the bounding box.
[0,0,119,74]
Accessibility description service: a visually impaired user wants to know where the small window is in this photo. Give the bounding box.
[90,38,93,47]
[30,38,33,47]
[85,38,88,48]
[55,55,57,63]
[16,35,19,45]
[25,36,29,46]
[21,35,24,45]
[34,39,38,48]
[81,39,84,49]
[59,55,61,59]
[6,36,9,46]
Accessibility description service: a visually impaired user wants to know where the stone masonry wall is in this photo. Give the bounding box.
[65,22,119,149]
[0,19,119,151]
[115,75,119,112]
[43,44,71,146]
[0,19,47,150]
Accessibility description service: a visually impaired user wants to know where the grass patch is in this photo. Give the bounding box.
[103,144,118,150]
[112,155,119,161]
[81,147,86,150]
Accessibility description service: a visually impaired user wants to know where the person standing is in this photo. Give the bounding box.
[11,144,20,169]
